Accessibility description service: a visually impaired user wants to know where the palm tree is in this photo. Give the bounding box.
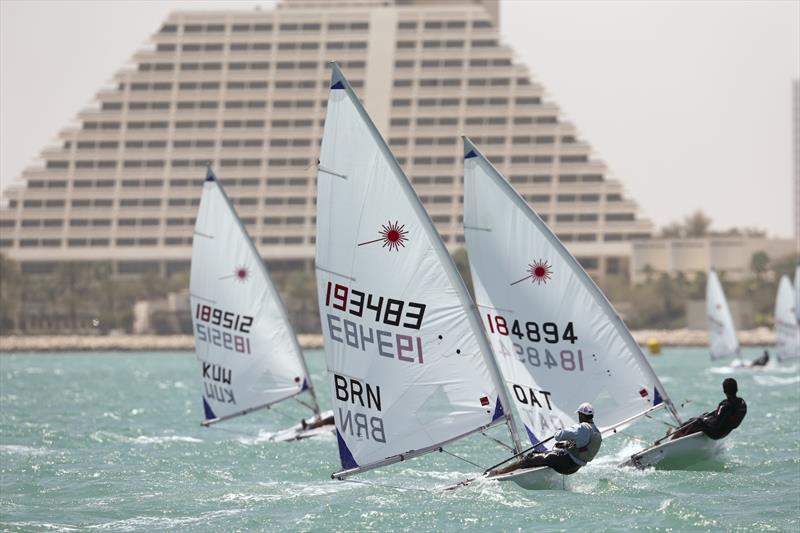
[0,254,22,333]
[749,251,770,282]
[684,210,712,237]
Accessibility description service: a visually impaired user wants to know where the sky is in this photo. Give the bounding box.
[1,0,798,238]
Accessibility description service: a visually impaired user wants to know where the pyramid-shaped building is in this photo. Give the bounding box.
[0,0,653,279]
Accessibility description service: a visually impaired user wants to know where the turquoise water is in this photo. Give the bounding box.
[1,348,798,532]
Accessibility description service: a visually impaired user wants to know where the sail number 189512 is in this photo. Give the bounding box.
[485,313,577,344]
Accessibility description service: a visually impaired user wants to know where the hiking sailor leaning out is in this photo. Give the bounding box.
[493,402,603,476]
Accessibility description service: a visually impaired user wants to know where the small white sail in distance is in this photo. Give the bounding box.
[774,275,800,361]
[706,270,740,361]
[462,137,681,448]
[190,167,321,425]
[315,64,522,479]
[795,265,800,323]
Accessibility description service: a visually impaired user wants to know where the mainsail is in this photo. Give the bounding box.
[190,167,319,425]
[462,137,680,449]
[315,64,521,478]
[774,275,800,362]
[706,270,740,361]
[795,266,800,323]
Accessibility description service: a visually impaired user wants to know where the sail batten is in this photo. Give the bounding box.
[462,137,681,444]
[190,168,316,424]
[316,65,520,472]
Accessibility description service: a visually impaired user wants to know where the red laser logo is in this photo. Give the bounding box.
[219,265,251,282]
[358,221,409,252]
[233,265,250,282]
[511,259,553,286]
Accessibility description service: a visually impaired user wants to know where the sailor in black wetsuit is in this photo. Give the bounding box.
[748,350,769,368]
[670,378,747,440]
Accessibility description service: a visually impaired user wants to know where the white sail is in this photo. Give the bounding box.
[795,265,800,323]
[462,137,679,450]
[774,275,800,361]
[190,168,317,424]
[315,65,520,477]
[706,270,740,361]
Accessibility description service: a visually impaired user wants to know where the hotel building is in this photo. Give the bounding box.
[0,0,654,279]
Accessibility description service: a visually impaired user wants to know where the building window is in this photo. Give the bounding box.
[606,213,635,222]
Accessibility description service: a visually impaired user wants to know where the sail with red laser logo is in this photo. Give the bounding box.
[462,137,682,454]
[315,64,522,478]
[190,167,331,437]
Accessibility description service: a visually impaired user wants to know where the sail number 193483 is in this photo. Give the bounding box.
[324,282,426,330]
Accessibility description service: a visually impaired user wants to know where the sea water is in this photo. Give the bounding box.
[1,348,798,532]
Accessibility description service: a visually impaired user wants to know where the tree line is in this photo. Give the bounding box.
[0,248,794,335]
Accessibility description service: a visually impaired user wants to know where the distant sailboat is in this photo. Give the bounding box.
[190,167,333,440]
[795,265,800,323]
[461,138,710,482]
[706,270,741,362]
[774,275,800,362]
[315,64,524,482]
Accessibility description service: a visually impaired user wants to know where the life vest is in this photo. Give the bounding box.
[572,422,603,464]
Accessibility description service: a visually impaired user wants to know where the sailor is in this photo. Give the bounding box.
[300,413,335,431]
[748,350,769,368]
[493,402,602,476]
[669,377,747,440]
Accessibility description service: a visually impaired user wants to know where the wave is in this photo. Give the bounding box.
[84,509,242,531]
[710,363,800,375]
[0,445,50,456]
[129,435,203,445]
[753,375,800,386]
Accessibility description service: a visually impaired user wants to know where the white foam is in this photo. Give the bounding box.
[129,435,202,445]
[85,509,242,531]
[753,374,800,386]
[0,445,49,456]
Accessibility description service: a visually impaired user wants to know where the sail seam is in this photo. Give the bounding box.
[314,264,356,281]
[190,293,216,304]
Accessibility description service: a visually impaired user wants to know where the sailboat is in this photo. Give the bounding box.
[706,270,741,363]
[190,166,334,441]
[774,275,800,362]
[460,137,721,481]
[315,64,525,483]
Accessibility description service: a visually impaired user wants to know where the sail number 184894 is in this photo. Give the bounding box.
[485,313,577,344]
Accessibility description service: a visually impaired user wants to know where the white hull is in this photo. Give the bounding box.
[622,432,724,470]
[490,466,566,490]
[269,410,335,442]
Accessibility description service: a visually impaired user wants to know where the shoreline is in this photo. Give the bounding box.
[0,329,775,352]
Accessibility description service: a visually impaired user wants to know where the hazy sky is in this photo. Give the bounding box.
[1,0,798,237]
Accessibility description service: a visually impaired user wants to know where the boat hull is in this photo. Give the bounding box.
[490,466,566,490]
[269,410,335,442]
[622,432,724,470]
